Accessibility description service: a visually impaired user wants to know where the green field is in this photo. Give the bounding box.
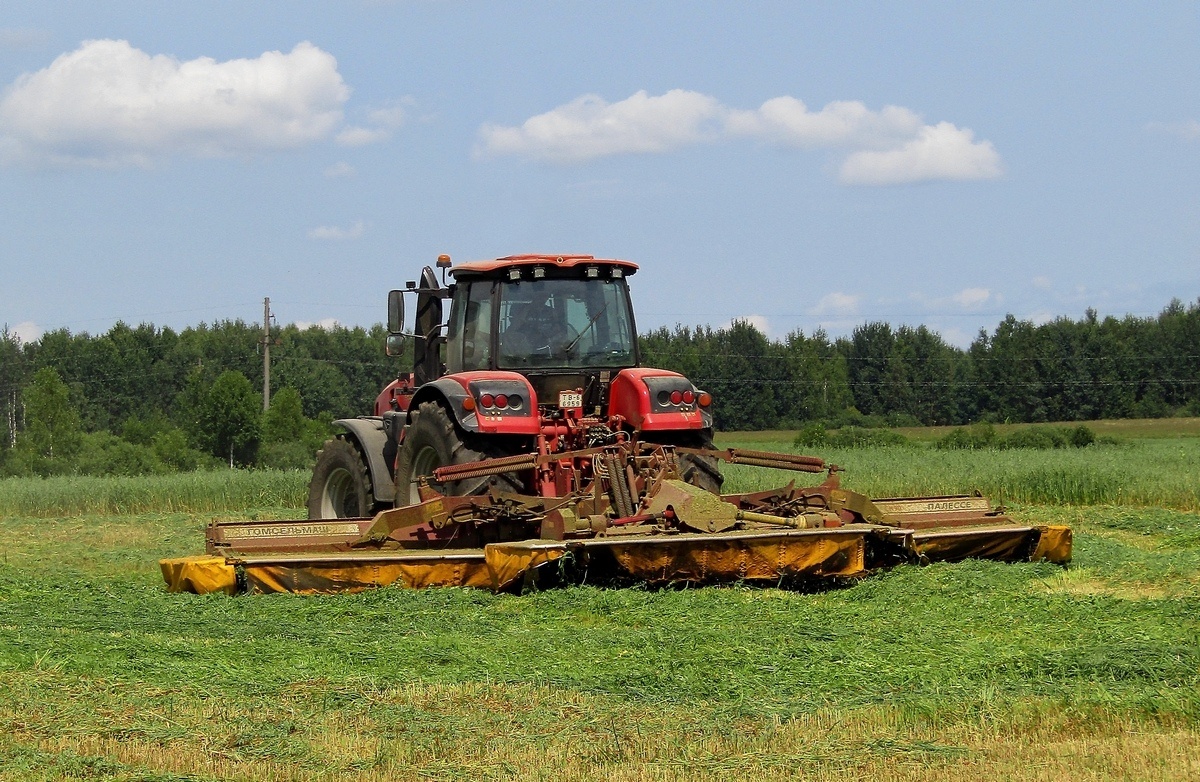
[2,428,1198,780]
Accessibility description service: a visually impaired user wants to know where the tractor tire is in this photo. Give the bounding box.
[646,430,724,494]
[393,401,524,507]
[308,436,375,519]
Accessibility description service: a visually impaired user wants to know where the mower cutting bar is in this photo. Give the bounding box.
[167,518,1071,596]
[174,527,886,595]
[231,550,487,566]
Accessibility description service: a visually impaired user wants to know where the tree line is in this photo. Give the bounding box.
[640,299,1200,430]
[0,321,403,476]
[2,298,1198,476]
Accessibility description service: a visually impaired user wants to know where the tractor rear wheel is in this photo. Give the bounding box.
[393,401,524,506]
[308,436,374,519]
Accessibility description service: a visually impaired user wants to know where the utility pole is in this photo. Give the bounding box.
[6,389,16,448]
[261,297,273,411]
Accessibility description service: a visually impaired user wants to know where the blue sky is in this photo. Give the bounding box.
[2,2,1198,348]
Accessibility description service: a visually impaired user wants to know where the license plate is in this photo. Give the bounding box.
[559,391,583,409]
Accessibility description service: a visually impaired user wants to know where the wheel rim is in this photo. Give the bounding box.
[407,444,443,504]
[321,467,361,518]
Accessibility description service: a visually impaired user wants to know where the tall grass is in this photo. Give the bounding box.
[4,437,1199,518]
[721,438,1200,511]
[0,469,308,517]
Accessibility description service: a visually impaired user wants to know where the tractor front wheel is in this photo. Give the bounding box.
[308,436,374,519]
[393,401,524,506]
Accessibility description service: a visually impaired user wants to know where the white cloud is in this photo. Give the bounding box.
[294,317,341,330]
[368,104,407,129]
[475,89,724,163]
[938,327,975,349]
[813,292,861,316]
[1146,120,1200,141]
[336,126,390,146]
[951,287,993,309]
[478,90,1001,185]
[323,161,356,177]
[838,122,1001,185]
[727,314,771,335]
[5,320,42,344]
[726,97,922,149]
[909,287,1002,313]
[0,39,349,166]
[307,219,364,240]
[1028,309,1055,326]
[337,102,408,146]
[1031,275,1052,290]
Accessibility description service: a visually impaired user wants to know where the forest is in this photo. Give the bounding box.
[1,297,1198,477]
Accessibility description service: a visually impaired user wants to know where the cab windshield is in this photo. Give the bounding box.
[495,277,636,369]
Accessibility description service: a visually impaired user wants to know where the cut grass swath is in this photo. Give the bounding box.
[1,479,1198,778]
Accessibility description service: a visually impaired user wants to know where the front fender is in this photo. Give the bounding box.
[408,373,540,435]
[608,368,712,431]
[331,417,394,503]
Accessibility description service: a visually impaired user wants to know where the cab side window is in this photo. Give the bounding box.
[462,282,494,370]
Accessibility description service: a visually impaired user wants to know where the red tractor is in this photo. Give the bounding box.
[307,254,722,519]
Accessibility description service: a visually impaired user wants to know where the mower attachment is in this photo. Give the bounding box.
[161,444,1070,595]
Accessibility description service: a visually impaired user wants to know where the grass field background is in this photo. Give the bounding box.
[1,421,1198,780]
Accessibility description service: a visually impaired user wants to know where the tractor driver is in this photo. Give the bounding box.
[500,283,563,361]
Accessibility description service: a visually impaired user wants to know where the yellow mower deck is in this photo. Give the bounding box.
[161,445,1071,595]
[163,525,898,595]
[162,499,1070,597]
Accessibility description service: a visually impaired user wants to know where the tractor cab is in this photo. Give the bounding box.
[444,256,640,413]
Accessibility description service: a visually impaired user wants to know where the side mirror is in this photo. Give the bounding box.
[387,289,405,334]
[385,333,408,357]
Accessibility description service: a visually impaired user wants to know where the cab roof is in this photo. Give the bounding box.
[449,254,639,278]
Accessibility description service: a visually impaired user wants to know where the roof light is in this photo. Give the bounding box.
[611,267,623,278]
[585,266,599,278]
[508,268,521,281]
[532,266,546,279]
